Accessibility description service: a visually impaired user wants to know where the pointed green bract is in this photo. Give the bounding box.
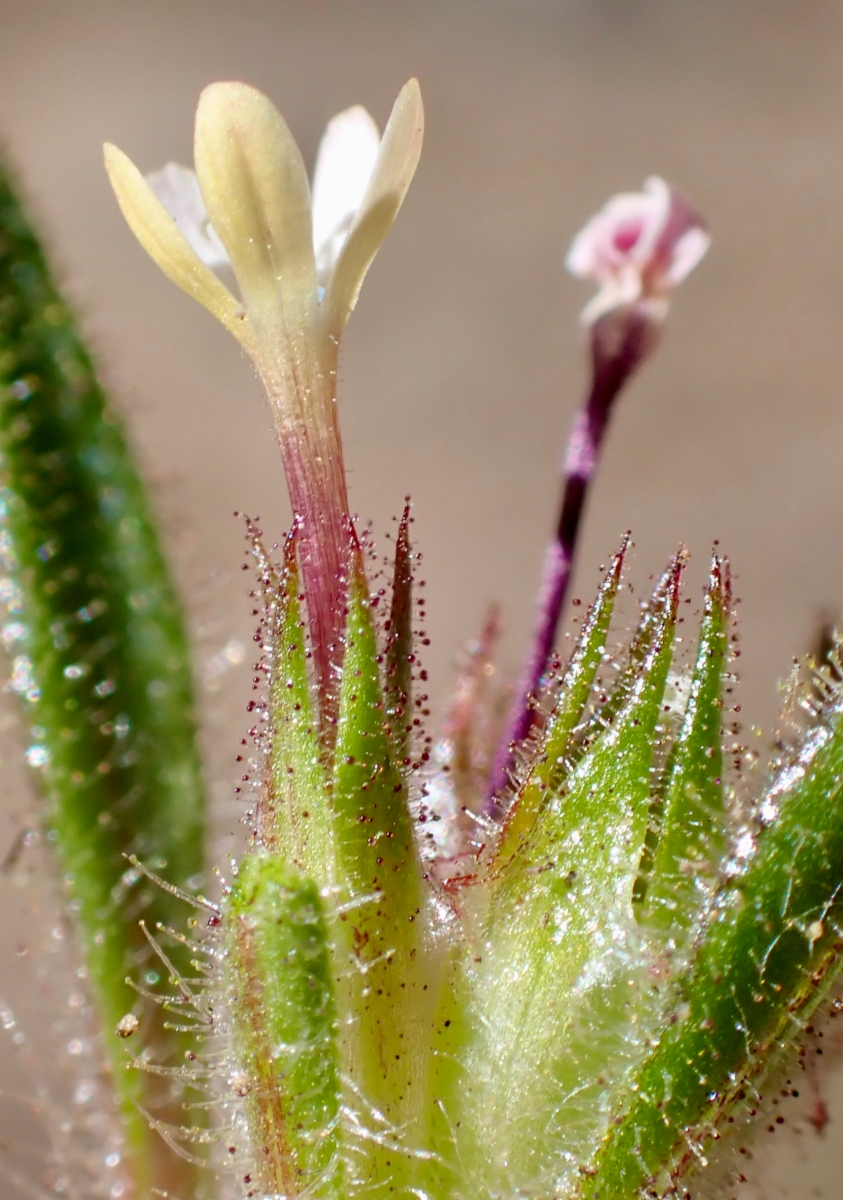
[0,151,204,1194]
[384,504,413,762]
[224,853,342,1199]
[450,561,680,1197]
[490,540,626,877]
[328,535,437,1194]
[570,554,685,765]
[331,542,420,1008]
[260,522,332,880]
[332,538,420,920]
[639,555,730,933]
[579,693,843,1199]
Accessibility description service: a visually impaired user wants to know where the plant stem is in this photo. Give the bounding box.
[270,381,349,731]
[486,309,651,805]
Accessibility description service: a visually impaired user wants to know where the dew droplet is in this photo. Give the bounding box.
[1,621,26,647]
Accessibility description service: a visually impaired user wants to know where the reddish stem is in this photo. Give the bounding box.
[486,308,653,806]
[275,395,349,734]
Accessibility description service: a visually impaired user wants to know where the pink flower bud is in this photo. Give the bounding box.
[566,175,709,327]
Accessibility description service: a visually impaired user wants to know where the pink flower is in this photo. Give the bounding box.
[566,175,709,326]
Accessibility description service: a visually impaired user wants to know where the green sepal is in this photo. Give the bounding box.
[578,694,843,1199]
[489,539,626,878]
[638,554,730,933]
[454,559,680,1195]
[0,150,204,1192]
[258,521,332,881]
[224,853,342,1199]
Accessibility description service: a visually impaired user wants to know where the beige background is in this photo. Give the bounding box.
[0,0,842,1196]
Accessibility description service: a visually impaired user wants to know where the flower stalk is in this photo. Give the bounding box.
[488,178,710,803]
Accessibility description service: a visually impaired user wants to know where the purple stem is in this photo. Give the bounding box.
[486,309,652,807]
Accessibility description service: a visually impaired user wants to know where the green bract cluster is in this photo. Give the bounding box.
[206,528,843,1200]
[0,114,842,1200]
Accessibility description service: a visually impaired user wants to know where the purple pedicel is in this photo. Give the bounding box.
[485,309,651,809]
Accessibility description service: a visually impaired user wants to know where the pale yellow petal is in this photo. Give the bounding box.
[193,82,319,394]
[322,79,424,345]
[103,143,247,345]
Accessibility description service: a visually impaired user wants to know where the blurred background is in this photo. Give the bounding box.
[0,0,842,1196]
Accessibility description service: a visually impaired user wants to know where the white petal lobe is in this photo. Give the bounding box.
[311,106,380,286]
[146,162,230,269]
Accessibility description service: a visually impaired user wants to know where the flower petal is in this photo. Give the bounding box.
[566,188,665,281]
[103,143,246,343]
[322,79,424,344]
[567,176,708,326]
[635,175,672,263]
[311,106,380,287]
[146,162,230,269]
[579,265,643,326]
[193,82,319,391]
[649,181,710,285]
[664,227,711,287]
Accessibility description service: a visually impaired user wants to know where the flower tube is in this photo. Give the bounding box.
[105,80,423,722]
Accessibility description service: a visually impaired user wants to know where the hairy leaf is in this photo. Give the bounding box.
[579,692,843,1199]
[225,853,342,1198]
[0,151,205,1192]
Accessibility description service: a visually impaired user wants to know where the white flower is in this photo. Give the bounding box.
[104,78,423,387]
[566,175,709,326]
[145,103,383,290]
[103,81,423,707]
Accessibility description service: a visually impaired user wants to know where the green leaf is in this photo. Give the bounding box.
[638,554,730,934]
[224,853,342,1199]
[578,689,843,1199]
[0,151,205,1193]
[452,559,680,1196]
